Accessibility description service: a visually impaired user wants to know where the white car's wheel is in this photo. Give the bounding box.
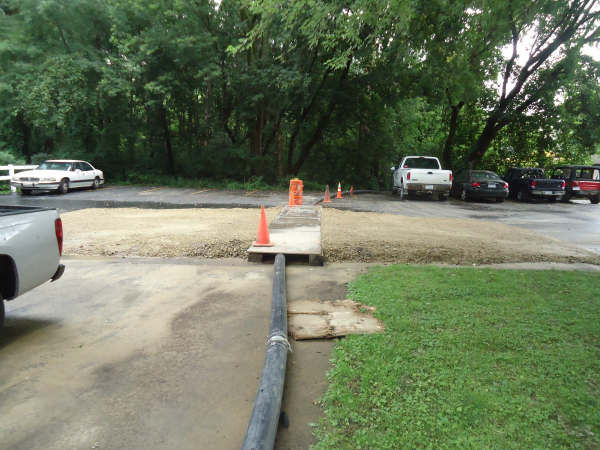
[58,179,69,195]
[91,177,100,190]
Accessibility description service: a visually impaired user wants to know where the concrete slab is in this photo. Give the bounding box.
[247,206,322,257]
[0,256,370,450]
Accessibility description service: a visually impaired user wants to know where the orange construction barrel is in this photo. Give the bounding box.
[289,179,303,206]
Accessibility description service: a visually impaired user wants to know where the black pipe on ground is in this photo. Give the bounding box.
[241,253,290,450]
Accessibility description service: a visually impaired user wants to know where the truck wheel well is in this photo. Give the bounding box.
[0,255,17,300]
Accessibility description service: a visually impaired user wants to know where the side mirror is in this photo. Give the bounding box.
[390,166,395,171]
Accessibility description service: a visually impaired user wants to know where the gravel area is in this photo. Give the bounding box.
[61,207,600,265]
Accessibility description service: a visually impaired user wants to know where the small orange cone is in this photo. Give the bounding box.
[252,206,274,247]
[323,185,331,203]
[350,186,354,195]
[336,182,343,199]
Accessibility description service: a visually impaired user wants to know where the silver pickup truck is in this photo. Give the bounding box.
[0,205,65,330]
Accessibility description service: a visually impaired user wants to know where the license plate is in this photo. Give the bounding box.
[22,182,33,187]
[573,186,580,190]
[488,184,496,188]
[425,185,433,190]
[542,191,552,195]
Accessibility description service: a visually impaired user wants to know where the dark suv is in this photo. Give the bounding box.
[550,166,600,204]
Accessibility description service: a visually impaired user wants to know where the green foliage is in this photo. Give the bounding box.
[315,265,600,449]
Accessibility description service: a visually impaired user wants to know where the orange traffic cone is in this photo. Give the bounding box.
[350,186,354,195]
[336,182,343,199]
[252,206,274,247]
[323,185,331,203]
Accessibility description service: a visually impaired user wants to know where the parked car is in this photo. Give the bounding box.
[10,160,104,195]
[549,166,600,204]
[451,170,509,202]
[0,205,65,330]
[502,168,565,202]
[391,156,452,201]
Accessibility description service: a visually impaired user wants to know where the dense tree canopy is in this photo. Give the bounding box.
[1,0,599,188]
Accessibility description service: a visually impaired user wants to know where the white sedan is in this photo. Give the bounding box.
[10,160,105,195]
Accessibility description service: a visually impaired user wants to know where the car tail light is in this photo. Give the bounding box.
[449,173,453,181]
[407,172,411,180]
[532,181,537,188]
[562,181,566,188]
[471,182,480,188]
[504,182,509,188]
[55,218,63,256]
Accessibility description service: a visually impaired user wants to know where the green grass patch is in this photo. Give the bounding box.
[315,265,600,449]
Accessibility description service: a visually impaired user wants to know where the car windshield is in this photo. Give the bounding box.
[471,172,501,181]
[402,158,439,169]
[36,162,72,171]
[517,169,545,179]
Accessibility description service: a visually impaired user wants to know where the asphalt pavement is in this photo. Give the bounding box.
[2,185,599,254]
[0,185,316,212]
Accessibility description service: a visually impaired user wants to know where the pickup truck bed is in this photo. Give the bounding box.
[1,205,64,330]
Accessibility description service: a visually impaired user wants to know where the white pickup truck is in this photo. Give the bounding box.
[391,156,453,201]
[0,205,65,330]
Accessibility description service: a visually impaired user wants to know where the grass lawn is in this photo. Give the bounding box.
[314,265,600,449]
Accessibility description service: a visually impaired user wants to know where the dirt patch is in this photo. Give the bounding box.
[321,209,600,265]
[61,207,600,265]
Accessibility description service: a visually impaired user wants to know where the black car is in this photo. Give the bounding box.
[451,170,509,202]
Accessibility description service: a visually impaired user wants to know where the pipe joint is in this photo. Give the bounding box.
[266,332,292,353]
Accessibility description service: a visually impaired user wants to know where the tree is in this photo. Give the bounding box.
[466,0,600,167]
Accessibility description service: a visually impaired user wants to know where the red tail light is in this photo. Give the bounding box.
[449,173,453,181]
[504,182,509,188]
[471,182,480,188]
[562,181,566,188]
[55,218,63,256]
[532,181,537,188]
[407,172,411,180]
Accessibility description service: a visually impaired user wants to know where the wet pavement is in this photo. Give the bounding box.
[1,186,599,254]
[0,256,370,450]
[0,185,319,212]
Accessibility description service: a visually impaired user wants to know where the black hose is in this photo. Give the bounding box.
[311,189,387,205]
[241,254,289,450]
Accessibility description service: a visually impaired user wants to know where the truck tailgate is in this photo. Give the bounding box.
[407,169,451,184]
[532,179,563,189]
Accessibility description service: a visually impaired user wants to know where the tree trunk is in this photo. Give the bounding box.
[442,101,464,170]
[160,106,175,175]
[276,128,284,178]
[16,111,31,158]
[466,118,505,168]
[290,58,352,175]
[203,83,212,146]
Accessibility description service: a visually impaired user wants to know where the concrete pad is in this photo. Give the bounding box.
[248,206,322,256]
[0,256,370,450]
